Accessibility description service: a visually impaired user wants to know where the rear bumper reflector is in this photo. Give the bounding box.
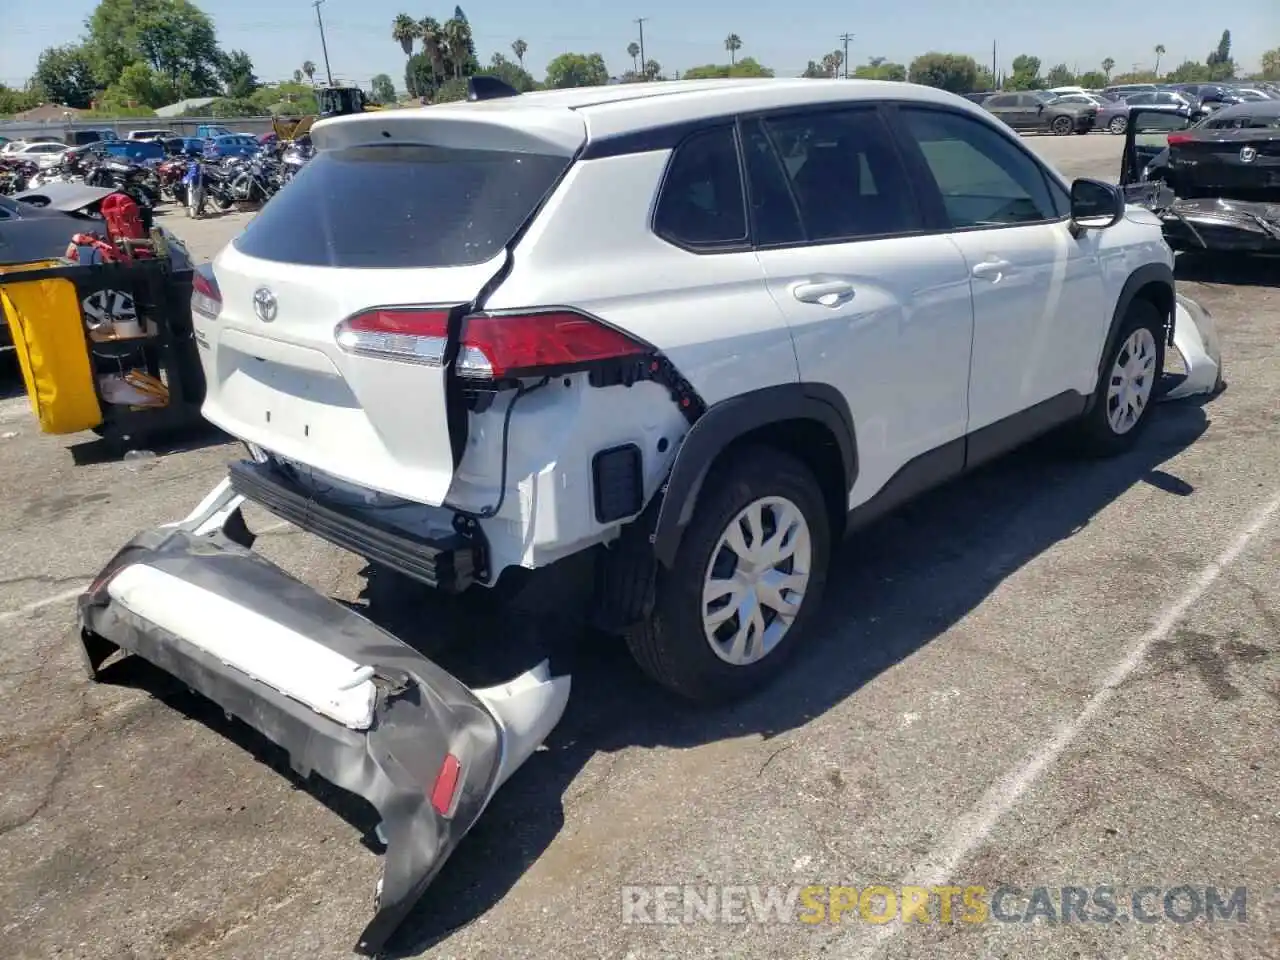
[228,459,479,592]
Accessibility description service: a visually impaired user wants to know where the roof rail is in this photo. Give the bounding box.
[467,76,520,102]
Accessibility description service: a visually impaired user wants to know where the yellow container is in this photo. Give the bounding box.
[0,260,103,435]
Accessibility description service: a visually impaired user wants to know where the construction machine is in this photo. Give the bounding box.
[271,84,385,141]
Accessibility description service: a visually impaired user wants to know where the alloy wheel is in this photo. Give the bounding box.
[702,496,812,666]
[1107,327,1158,435]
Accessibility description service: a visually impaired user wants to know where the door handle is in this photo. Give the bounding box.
[971,259,1012,281]
[791,280,855,306]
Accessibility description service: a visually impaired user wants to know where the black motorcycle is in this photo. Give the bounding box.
[82,153,161,209]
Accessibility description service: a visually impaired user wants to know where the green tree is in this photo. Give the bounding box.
[1206,29,1235,80]
[31,45,98,109]
[392,13,419,57]
[251,81,318,115]
[419,18,447,89]
[449,6,480,75]
[204,96,258,117]
[1163,60,1209,82]
[1153,44,1166,76]
[973,65,995,89]
[102,61,174,108]
[217,49,257,99]
[682,58,774,80]
[0,85,40,114]
[627,42,641,73]
[644,59,664,80]
[801,61,826,79]
[908,52,980,93]
[481,53,538,92]
[371,73,397,103]
[292,69,304,83]
[853,60,907,81]
[545,52,609,88]
[1005,54,1042,90]
[821,51,844,78]
[725,34,743,66]
[85,0,222,97]
[1077,70,1107,88]
[1044,63,1075,87]
[302,61,316,84]
[1263,47,1280,79]
[512,38,528,69]
[1101,57,1115,81]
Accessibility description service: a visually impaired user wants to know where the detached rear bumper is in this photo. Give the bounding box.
[77,507,569,955]
[1160,197,1280,254]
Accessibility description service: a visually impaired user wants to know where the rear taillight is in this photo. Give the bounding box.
[191,268,221,320]
[457,310,648,380]
[429,753,462,816]
[1167,133,1192,145]
[335,306,650,380]
[335,308,451,365]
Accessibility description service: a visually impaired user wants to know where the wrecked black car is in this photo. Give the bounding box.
[1120,101,1280,255]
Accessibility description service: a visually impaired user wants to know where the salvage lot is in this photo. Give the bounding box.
[1,132,1278,960]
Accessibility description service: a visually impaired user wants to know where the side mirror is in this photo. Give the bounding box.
[1070,178,1124,233]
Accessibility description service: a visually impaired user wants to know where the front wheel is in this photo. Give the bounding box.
[626,447,831,704]
[1072,299,1165,457]
[1108,115,1128,135]
[1051,115,1074,136]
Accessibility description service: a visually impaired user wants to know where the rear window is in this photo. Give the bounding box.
[233,144,569,268]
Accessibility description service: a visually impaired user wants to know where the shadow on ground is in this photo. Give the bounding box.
[94,398,1215,957]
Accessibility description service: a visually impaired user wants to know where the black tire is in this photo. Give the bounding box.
[1051,115,1074,136]
[1073,299,1166,457]
[1108,115,1128,135]
[625,446,831,704]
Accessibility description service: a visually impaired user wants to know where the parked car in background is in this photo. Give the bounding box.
[162,137,208,158]
[66,128,120,147]
[1097,90,1195,134]
[194,124,235,140]
[1048,92,1109,108]
[982,90,1097,134]
[8,141,71,169]
[127,129,171,141]
[1101,83,1158,100]
[203,134,260,160]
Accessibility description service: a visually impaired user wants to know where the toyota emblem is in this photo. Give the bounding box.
[1239,146,1257,164]
[252,287,278,322]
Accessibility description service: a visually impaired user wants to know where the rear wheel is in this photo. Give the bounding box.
[1073,299,1165,456]
[1108,115,1128,135]
[626,447,831,704]
[1051,115,1074,136]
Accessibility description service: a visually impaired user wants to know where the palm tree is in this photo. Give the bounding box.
[302,60,316,85]
[724,34,742,66]
[293,68,303,83]
[420,17,446,88]
[643,59,662,81]
[1153,44,1165,76]
[512,38,528,69]
[627,41,641,74]
[392,14,419,57]
[821,50,843,78]
[442,17,470,79]
[1102,57,1115,82]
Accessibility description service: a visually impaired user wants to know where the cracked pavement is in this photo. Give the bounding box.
[0,132,1276,960]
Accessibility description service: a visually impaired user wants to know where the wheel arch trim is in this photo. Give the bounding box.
[1086,262,1175,414]
[650,382,857,569]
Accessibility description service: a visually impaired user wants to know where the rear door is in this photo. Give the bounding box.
[747,106,975,507]
[202,113,583,505]
[983,94,1023,130]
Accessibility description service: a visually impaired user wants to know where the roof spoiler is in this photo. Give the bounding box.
[467,75,520,102]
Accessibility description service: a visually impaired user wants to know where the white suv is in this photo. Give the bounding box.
[79,77,1181,952]
[189,78,1176,702]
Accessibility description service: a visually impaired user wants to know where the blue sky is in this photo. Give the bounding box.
[3,0,1275,91]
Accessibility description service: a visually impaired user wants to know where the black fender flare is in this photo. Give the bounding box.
[1086,262,1176,414]
[650,382,857,569]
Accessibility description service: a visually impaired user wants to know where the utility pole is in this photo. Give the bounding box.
[992,40,998,88]
[635,18,648,80]
[312,0,334,86]
[839,33,854,78]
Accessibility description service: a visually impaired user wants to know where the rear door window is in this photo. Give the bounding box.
[233,144,570,268]
[653,126,748,249]
[759,108,923,241]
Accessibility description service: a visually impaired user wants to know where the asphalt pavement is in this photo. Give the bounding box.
[0,131,1276,960]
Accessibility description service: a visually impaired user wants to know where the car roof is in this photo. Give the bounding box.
[1209,99,1280,120]
[324,78,997,148]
